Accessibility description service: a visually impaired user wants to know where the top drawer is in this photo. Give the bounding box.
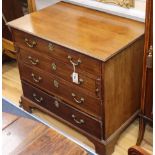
[13,29,101,75]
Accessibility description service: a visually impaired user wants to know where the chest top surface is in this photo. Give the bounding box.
[8,2,144,61]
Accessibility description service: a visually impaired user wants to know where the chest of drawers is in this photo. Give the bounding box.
[8,2,145,155]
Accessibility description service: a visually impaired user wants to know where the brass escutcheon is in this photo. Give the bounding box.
[51,63,57,71]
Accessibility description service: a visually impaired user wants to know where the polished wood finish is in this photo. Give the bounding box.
[2,62,153,155]
[20,64,101,118]
[2,38,15,52]
[12,29,101,75]
[142,0,153,120]
[137,0,153,145]
[20,49,100,96]
[2,112,87,155]
[2,38,16,59]
[22,81,102,139]
[144,69,153,119]
[103,36,144,138]
[27,0,36,13]
[8,2,145,155]
[128,146,151,155]
[8,2,144,61]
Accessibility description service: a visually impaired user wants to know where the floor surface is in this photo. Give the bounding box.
[2,112,87,155]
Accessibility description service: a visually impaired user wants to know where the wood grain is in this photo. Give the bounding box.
[144,69,153,119]
[20,64,101,119]
[17,129,88,155]
[103,36,144,138]
[3,115,47,155]
[2,38,15,52]
[141,0,153,120]
[19,49,101,96]
[137,0,153,146]
[12,29,101,75]
[8,2,144,61]
[22,82,102,139]
[27,0,37,13]
[2,112,88,155]
[2,62,153,155]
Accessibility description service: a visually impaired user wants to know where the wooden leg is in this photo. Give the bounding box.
[136,116,145,145]
[94,141,105,155]
[20,96,33,113]
[89,136,118,155]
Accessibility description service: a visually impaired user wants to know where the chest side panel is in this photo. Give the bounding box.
[102,36,144,139]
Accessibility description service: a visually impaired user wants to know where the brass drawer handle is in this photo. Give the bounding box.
[48,43,55,51]
[51,63,57,71]
[71,93,84,104]
[33,93,43,103]
[28,56,39,65]
[67,55,81,66]
[24,38,37,48]
[54,100,59,108]
[72,114,85,124]
[53,80,59,88]
[31,73,42,83]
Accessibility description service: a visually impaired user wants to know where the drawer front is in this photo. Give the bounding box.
[20,64,101,119]
[13,29,101,75]
[22,81,102,139]
[20,49,101,98]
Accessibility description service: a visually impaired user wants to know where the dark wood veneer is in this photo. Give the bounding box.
[22,81,102,139]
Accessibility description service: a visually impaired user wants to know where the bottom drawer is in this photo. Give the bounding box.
[22,81,102,139]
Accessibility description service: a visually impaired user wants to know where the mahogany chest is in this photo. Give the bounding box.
[8,2,145,155]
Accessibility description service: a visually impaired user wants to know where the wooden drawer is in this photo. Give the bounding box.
[22,81,102,139]
[20,64,101,119]
[13,29,101,75]
[20,49,101,98]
